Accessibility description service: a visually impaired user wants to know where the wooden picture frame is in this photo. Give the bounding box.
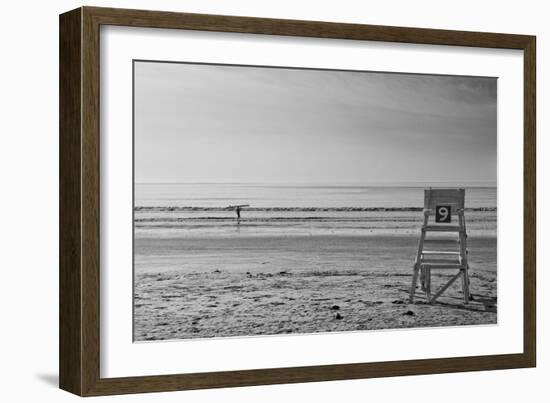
[59,6,536,396]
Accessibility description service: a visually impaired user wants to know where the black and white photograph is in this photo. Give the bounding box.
[133,61,497,342]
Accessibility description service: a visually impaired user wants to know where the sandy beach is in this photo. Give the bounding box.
[134,208,497,341]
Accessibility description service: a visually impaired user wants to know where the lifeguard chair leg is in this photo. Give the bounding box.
[458,213,470,304]
[423,265,432,300]
[410,220,427,303]
[462,265,470,304]
[420,264,426,291]
[410,263,420,303]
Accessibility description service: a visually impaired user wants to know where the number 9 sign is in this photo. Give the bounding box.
[436,205,451,223]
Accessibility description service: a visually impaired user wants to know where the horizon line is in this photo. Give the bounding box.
[135,181,497,187]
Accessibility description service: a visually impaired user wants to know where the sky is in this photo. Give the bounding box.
[134,61,497,186]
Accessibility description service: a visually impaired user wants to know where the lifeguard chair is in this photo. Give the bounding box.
[410,188,470,304]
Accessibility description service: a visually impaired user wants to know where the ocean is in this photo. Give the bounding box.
[135,183,496,209]
[134,183,497,239]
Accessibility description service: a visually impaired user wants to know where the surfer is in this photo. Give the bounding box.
[227,204,249,221]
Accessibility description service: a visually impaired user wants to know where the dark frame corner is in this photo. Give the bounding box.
[60,6,536,396]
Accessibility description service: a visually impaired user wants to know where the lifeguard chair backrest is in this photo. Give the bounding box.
[424,188,465,213]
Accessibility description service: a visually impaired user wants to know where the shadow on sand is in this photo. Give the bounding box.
[400,284,497,314]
